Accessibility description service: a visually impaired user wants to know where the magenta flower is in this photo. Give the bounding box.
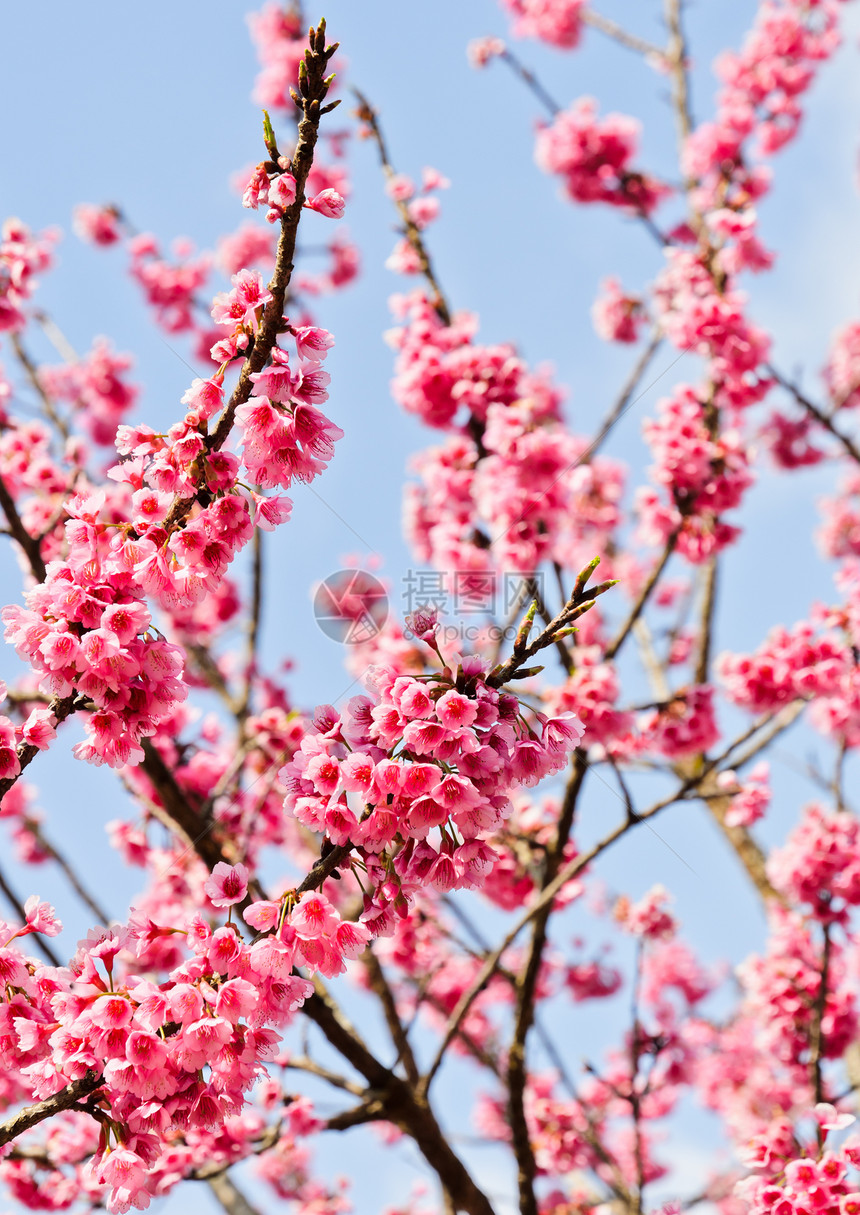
[204,861,250,907]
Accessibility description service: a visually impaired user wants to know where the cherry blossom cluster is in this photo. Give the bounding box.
[652,251,771,411]
[234,324,342,493]
[391,291,625,578]
[0,416,81,568]
[592,277,648,345]
[128,233,211,336]
[637,382,754,563]
[284,657,584,930]
[767,804,860,919]
[38,339,138,447]
[73,203,123,247]
[499,0,586,49]
[0,219,57,334]
[0,859,372,1213]
[241,144,346,227]
[535,98,668,214]
[717,617,860,749]
[2,531,187,767]
[736,1106,860,1215]
[737,906,857,1071]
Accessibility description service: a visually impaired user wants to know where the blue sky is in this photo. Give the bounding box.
[2,2,860,1211]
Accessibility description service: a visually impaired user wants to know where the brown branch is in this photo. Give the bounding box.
[323,1101,379,1131]
[364,948,421,1085]
[507,753,587,1215]
[0,692,78,803]
[604,530,680,661]
[303,986,496,1215]
[0,473,47,581]
[207,1173,264,1215]
[10,334,70,441]
[584,9,667,60]
[811,919,832,1108]
[0,1072,103,1147]
[664,0,693,149]
[693,557,718,686]
[586,332,663,461]
[140,739,229,872]
[285,1056,365,1097]
[768,364,860,466]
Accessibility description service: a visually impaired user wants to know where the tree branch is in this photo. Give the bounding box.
[0,1072,104,1147]
[768,363,860,466]
[507,753,587,1215]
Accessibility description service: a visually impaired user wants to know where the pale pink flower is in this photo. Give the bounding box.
[306,189,346,219]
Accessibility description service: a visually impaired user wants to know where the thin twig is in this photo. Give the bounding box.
[768,364,860,466]
[10,334,70,440]
[587,332,663,460]
[584,9,667,60]
[498,48,561,116]
[507,753,587,1215]
[605,530,680,661]
[353,89,452,327]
